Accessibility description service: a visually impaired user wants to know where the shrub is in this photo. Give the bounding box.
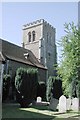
[46,76,54,101]
[15,67,38,107]
[2,74,11,101]
[52,77,63,99]
[46,76,63,101]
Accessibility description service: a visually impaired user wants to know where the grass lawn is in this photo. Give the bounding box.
[2,103,55,119]
[2,103,80,120]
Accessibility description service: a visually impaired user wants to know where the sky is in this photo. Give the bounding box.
[1,2,78,63]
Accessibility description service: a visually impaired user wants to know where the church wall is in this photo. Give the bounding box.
[4,59,46,83]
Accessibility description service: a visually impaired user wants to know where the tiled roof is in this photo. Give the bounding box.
[0,39,47,70]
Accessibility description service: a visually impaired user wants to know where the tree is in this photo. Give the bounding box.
[46,76,62,101]
[2,74,11,101]
[46,76,53,101]
[58,22,80,97]
[15,67,38,107]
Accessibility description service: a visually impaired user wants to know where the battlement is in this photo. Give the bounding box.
[23,19,54,30]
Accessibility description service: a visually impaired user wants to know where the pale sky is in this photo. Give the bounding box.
[1,2,78,63]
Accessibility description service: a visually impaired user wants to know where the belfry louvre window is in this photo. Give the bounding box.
[32,31,35,41]
[28,32,31,42]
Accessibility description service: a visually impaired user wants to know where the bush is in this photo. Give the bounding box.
[52,78,63,99]
[15,67,38,107]
[2,74,11,101]
[46,76,53,101]
[46,76,63,101]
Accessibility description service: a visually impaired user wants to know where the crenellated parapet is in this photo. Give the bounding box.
[23,19,54,30]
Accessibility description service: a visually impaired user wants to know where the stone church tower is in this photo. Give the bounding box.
[22,19,57,77]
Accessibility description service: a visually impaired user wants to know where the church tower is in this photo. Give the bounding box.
[22,19,57,77]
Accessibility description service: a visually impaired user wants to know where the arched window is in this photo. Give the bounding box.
[32,31,35,41]
[28,32,31,42]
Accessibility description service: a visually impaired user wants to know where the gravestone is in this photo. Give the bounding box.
[71,97,79,112]
[37,96,42,103]
[59,95,67,113]
[66,97,71,110]
[49,97,59,111]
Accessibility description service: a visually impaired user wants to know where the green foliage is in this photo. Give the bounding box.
[2,74,11,101]
[57,22,80,97]
[27,68,38,74]
[46,76,55,101]
[46,76,62,101]
[15,67,26,90]
[15,67,38,107]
